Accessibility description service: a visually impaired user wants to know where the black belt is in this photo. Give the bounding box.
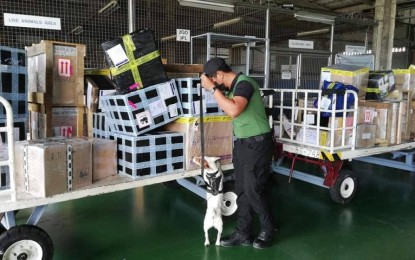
[236,132,272,143]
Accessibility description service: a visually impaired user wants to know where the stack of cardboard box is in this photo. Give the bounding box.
[26,40,86,139]
[165,77,233,171]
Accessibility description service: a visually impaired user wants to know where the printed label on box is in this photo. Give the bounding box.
[60,126,73,137]
[54,45,77,56]
[169,104,179,117]
[136,111,152,128]
[364,110,372,123]
[204,89,217,104]
[191,100,207,115]
[321,71,331,82]
[362,133,371,139]
[106,44,129,67]
[149,100,167,117]
[320,96,331,110]
[305,114,315,125]
[58,58,71,77]
[158,83,175,100]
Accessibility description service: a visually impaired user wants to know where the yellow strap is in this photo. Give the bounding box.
[110,50,160,78]
[322,67,369,77]
[364,88,380,93]
[175,116,232,124]
[110,34,160,89]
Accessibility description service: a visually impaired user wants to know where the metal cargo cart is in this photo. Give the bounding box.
[271,89,415,204]
[0,96,233,259]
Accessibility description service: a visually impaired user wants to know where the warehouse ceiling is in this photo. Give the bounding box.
[223,0,415,16]
[232,0,376,13]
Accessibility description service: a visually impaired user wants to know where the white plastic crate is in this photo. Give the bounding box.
[100,79,183,136]
[175,77,225,116]
[92,112,110,139]
[109,131,184,179]
[0,46,27,119]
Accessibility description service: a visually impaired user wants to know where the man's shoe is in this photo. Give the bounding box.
[220,232,253,247]
[253,231,274,249]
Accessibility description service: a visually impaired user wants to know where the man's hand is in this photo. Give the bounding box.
[200,73,215,91]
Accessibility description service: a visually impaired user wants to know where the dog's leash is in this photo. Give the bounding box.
[199,80,205,177]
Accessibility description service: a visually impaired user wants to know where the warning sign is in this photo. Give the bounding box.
[58,58,71,77]
[60,126,73,137]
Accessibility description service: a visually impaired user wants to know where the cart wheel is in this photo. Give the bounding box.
[329,169,357,204]
[0,224,54,260]
[0,225,5,235]
[222,181,238,219]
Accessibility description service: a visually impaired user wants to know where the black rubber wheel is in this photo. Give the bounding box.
[222,181,238,219]
[329,169,357,204]
[0,224,54,260]
[0,225,5,235]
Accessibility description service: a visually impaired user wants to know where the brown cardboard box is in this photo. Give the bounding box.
[326,117,354,147]
[410,101,415,139]
[15,140,68,197]
[64,138,92,190]
[397,101,411,143]
[355,124,376,148]
[295,127,321,146]
[321,64,369,99]
[28,105,85,139]
[392,65,415,92]
[296,98,317,124]
[357,106,376,124]
[165,116,233,170]
[358,100,399,145]
[86,138,117,182]
[14,137,92,197]
[26,41,86,107]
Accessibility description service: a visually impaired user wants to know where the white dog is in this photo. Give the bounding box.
[193,156,223,246]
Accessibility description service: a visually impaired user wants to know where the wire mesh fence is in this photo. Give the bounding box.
[0,0,409,88]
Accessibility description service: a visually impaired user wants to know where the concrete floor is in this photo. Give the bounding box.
[18,159,415,259]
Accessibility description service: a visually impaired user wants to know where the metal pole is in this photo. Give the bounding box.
[128,0,136,33]
[329,23,334,65]
[265,8,270,89]
[246,44,251,75]
[207,33,211,60]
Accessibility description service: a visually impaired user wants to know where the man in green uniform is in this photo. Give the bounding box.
[200,57,275,249]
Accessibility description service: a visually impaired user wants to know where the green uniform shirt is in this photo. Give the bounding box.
[226,74,271,138]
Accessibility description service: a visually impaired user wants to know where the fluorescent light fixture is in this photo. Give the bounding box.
[161,35,176,42]
[231,42,255,48]
[98,0,120,15]
[178,0,234,13]
[213,17,241,29]
[294,11,335,25]
[297,28,330,37]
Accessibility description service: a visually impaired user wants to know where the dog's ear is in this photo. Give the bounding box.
[212,157,221,162]
[192,156,202,166]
